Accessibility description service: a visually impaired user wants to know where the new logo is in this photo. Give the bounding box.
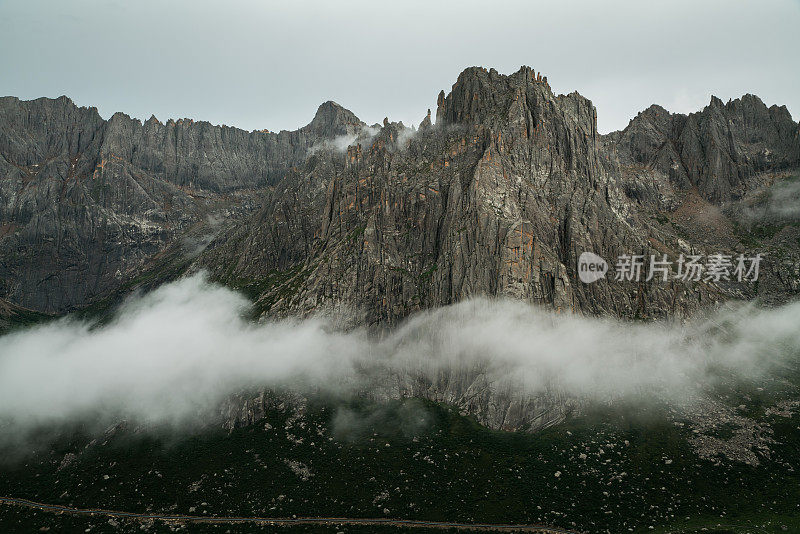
[578,252,608,283]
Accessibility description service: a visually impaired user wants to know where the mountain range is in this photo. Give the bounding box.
[2,66,800,534]
[2,66,798,331]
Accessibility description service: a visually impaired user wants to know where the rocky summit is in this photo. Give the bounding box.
[1,66,799,326]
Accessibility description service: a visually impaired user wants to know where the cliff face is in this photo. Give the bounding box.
[1,67,799,321]
[606,95,800,204]
[202,67,799,326]
[0,97,361,313]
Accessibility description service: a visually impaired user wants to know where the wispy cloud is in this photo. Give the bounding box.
[308,126,380,155]
[0,272,798,445]
[733,175,800,224]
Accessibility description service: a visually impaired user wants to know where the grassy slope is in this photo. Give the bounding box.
[1,392,799,534]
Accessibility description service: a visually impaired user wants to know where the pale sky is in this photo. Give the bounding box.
[1,0,798,134]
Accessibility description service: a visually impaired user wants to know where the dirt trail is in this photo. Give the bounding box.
[0,495,580,532]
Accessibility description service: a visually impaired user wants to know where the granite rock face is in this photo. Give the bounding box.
[0,97,361,312]
[606,95,800,203]
[202,67,799,326]
[1,67,799,323]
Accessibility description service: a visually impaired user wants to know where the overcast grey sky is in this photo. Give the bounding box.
[1,0,798,134]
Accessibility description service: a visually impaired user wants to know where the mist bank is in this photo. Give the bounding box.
[746,177,800,222]
[1,272,799,441]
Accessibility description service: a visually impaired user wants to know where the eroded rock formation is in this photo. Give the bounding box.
[1,66,798,324]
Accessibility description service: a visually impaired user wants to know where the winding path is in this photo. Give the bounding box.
[0,495,580,532]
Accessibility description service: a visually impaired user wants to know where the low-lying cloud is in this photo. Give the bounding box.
[1,272,798,443]
[734,176,800,224]
[308,125,380,155]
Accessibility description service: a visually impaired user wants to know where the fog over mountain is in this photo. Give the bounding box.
[2,273,798,445]
[1,4,800,530]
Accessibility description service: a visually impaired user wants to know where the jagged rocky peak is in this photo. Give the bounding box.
[611,90,800,201]
[0,95,105,166]
[623,93,798,144]
[419,108,432,131]
[630,104,673,128]
[306,100,363,137]
[433,65,600,141]
[703,93,776,125]
[435,65,554,126]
